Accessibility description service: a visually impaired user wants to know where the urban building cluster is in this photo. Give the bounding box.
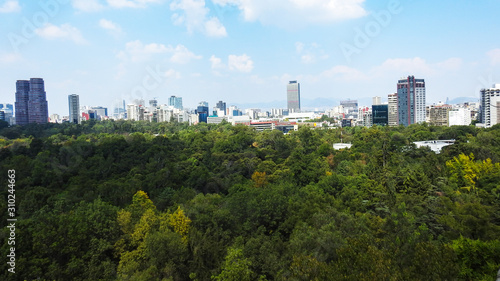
[2,77,499,129]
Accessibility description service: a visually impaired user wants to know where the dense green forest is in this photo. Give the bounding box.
[1,119,500,280]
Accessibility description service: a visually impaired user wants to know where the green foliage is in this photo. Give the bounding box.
[212,247,260,281]
[451,236,500,280]
[2,120,500,280]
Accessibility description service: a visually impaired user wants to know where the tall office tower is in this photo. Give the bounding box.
[373,104,389,126]
[149,99,158,107]
[373,96,382,105]
[0,111,5,121]
[340,99,358,119]
[479,84,500,127]
[27,78,49,124]
[168,96,183,110]
[287,81,301,113]
[15,80,30,125]
[68,94,80,124]
[397,76,425,126]
[196,102,209,123]
[388,93,398,126]
[216,101,226,113]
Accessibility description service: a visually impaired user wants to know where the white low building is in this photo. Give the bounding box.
[413,140,455,153]
[449,108,471,126]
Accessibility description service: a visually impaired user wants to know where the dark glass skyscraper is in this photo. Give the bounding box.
[216,101,226,114]
[28,78,49,124]
[372,104,389,126]
[15,78,48,125]
[15,80,30,125]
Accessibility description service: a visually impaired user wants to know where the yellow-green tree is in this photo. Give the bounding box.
[167,206,192,243]
[212,247,259,281]
[446,153,500,193]
[116,191,159,279]
[251,171,268,188]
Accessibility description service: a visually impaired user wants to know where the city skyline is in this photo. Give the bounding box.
[1,0,499,115]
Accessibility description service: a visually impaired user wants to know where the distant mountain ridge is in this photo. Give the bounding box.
[447,97,479,104]
[231,96,480,111]
[232,97,341,111]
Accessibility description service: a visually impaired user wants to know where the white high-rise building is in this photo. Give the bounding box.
[388,93,398,126]
[271,108,284,117]
[397,76,426,126]
[479,84,500,127]
[127,104,142,121]
[287,81,300,113]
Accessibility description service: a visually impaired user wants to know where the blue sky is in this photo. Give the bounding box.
[1,0,499,115]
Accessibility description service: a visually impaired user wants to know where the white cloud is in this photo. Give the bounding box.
[213,0,367,28]
[373,57,462,77]
[375,57,433,75]
[210,55,224,69]
[228,54,254,73]
[73,0,162,11]
[436,57,463,71]
[295,42,304,53]
[118,40,169,62]
[107,0,163,8]
[295,41,329,64]
[72,0,104,12]
[164,69,181,79]
[487,49,500,66]
[35,23,87,44]
[99,19,124,36]
[281,57,462,86]
[321,65,366,81]
[170,0,227,37]
[0,0,20,13]
[170,45,202,64]
[205,17,227,38]
[209,54,253,74]
[301,54,316,64]
[118,40,201,64]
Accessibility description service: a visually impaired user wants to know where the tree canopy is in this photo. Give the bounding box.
[0,120,499,280]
